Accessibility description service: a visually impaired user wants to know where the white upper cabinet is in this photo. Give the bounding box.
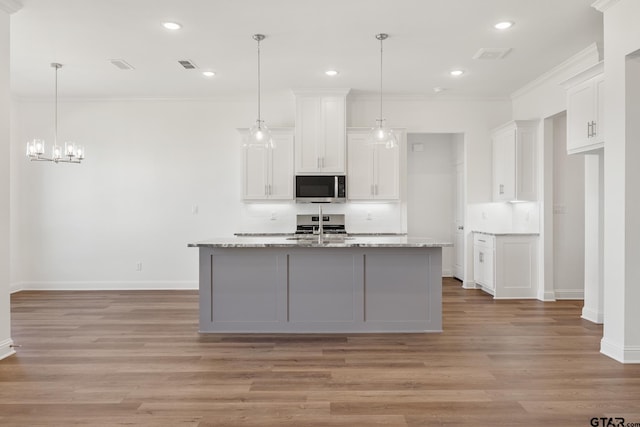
[347,129,401,201]
[562,61,604,154]
[294,89,349,174]
[241,128,294,200]
[492,120,538,202]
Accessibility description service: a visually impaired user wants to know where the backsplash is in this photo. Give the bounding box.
[467,202,540,234]
[237,202,405,234]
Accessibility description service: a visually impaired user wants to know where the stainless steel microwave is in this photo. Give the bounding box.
[295,175,346,203]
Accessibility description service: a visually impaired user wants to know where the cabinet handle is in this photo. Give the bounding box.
[375,184,378,195]
[479,252,484,263]
[478,239,486,243]
[322,157,325,168]
[268,184,272,195]
[587,122,591,138]
[457,226,464,230]
[371,184,374,196]
[592,121,597,137]
[499,184,504,195]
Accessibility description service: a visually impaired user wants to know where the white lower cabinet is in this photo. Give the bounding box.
[241,128,294,200]
[473,233,538,299]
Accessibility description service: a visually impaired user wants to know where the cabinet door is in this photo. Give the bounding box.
[473,246,484,285]
[242,144,268,200]
[482,247,495,290]
[515,125,537,201]
[268,133,294,200]
[295,97,321,173]
[492,128,516,201]
[374,144,400,200]
[347,132,375,200]
[320,97,346,173]
[593,75,605,145]
[566,81,593,153]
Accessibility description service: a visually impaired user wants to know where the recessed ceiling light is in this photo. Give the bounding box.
[202,71,215,77]
[162,22,182,30]
[450,69,465,77]
[325,70,339,77]
[494,21,514,30]
[433,87,445,93]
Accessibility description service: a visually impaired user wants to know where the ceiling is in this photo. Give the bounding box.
[9,0,603,99]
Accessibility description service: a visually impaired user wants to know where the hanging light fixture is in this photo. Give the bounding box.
[26,63,85,164]
[246,34,274,149]
[369,33,397,149]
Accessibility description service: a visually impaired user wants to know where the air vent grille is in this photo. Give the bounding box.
[472,48,512,60]
[178,60,198,69]
[110,59,135,70]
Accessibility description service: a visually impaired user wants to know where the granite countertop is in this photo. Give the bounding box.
[472,230,540,236]
[189,235,452,248]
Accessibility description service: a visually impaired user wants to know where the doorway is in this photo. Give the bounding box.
[406,133,464,279]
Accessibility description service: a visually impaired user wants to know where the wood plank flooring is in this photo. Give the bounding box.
[2,278,640,426]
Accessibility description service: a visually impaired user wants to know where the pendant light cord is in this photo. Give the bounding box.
[256,36,261,124]
[54,64,58,146]
[379,35,383,122]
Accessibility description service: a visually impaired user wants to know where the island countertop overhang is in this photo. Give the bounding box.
[188,235,453,248]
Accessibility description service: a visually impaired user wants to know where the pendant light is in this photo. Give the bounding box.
[369,33,397,149]
[246,34,274,149]
[26,63,85,163]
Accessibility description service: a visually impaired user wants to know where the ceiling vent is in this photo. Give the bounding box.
[472,48,512,60]
[178,60,198,69]
[110,59,135,70]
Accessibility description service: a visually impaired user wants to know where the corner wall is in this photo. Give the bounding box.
[0,7,15,361]
[598,0,640,363]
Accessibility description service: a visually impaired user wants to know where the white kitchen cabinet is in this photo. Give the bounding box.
[346,128,401,200]
[473,233,494,291]
[492,120,537,202]
[473,233,538,299]
[241,128,294,200]
[294,89,349,174]
[562,61,604,154]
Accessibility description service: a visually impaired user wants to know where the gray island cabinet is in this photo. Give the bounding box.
[188,236,451,333]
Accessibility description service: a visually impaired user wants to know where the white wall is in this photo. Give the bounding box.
[406,133,455,276]
[0,7,15,360]
[10,94,509,290]
[599,0,640,363]
[552,113,585,299]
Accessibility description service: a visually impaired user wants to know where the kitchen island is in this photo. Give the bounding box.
[189,235,451,333]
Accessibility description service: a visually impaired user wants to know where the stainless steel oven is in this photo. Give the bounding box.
[295,175,346,203]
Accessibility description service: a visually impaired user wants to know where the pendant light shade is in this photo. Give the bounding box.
[246,34,274,149]
[369,33,397,149]
[26,63,85,163]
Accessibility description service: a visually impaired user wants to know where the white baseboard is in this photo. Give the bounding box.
[11,280,198,292]
[10,282,24,293]
[554,289,584,300]
[601,338,640,364]
[0,338,16,361]
[537,290,556,301]
[581,307,604,324]
[461,280,477,289]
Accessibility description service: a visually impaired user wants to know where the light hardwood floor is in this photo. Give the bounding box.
[2,278,640,426]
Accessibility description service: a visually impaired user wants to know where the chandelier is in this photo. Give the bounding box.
[26,63,85,163]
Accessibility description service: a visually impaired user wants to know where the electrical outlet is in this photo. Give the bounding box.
[366,212,373,221]
[270,212,276,221]
[136,262,142,272]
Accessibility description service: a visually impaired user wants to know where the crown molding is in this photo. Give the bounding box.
[0,0,23,14]
[511,42,601,100]
[591,0,620,12]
